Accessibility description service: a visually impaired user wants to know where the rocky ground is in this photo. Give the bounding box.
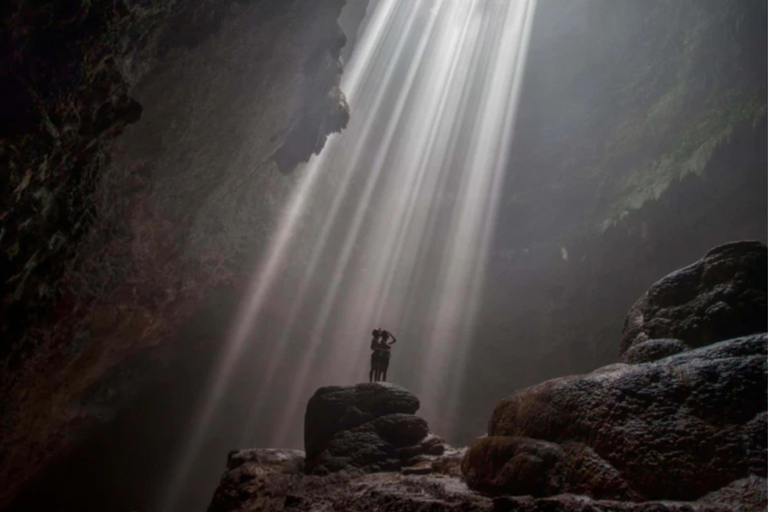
[208,447,764,512]
[208,242,767,512]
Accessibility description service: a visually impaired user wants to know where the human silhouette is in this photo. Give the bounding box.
[377,329,397,382]
[369,328,382,382]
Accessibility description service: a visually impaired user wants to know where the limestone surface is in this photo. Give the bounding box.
[621,241,767,358]
[304,382,445,474]
[463,243,767,510]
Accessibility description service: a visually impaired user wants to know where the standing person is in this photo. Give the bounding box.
[378,330,397,382]
[369,328,382,382]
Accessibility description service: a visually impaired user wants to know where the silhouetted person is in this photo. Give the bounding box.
[369,328,383,382]
[377,330,397,382]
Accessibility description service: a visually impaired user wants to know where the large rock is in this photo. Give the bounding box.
[475,334,767,503]
[461,436,566,497]
[304,382,444,474]
[621,241,767,359]
[463,244,768,510]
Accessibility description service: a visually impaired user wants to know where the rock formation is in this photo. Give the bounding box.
[621,240,767,358]
[208,446,745,512]
[462,242,768,511]
[304,383,446,474]
[466,334,766,502]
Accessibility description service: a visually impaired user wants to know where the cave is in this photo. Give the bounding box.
[1,0,765,511]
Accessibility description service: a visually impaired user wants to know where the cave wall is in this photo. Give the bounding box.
[0,0,350,507]
[454,0,767,442]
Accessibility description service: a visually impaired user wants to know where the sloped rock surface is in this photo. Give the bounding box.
[304,383,445,474]
[478,334,766,503]
[464,245,767,510]
[621,338,688,363]
[621,241,767,358]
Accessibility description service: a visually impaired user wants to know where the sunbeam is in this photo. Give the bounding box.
[157,0,536,508]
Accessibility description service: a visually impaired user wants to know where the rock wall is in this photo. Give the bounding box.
[0,0,350,507]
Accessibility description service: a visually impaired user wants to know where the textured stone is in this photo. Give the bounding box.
[479,334,767,501]
[461,436,565,497]
[304,383,420,460]
[466,241,767,505]
[206,447,744,512]
[621,338,688,364]
[621,241,767,356]
[456,243,767,507]
[304,383,444,475]
[207,448,306,512]
[700,476,768,512]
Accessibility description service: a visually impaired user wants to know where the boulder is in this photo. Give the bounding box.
[461,436,565,497]
[477,334,767,502]
[464,244,767,509]
[621,241,767,359]
[303,382,444,474]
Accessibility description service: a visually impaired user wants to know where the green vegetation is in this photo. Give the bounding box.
[595,0,766,231]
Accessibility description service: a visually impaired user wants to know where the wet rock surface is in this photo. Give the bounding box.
[621,241,767,358]
[304,383,446,474]
[463,245,768,510]
[479,334,767,503]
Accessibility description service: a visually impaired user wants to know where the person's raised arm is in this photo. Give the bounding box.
[388,332,397,345]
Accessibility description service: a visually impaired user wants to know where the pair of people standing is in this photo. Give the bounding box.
[369,328,397,382]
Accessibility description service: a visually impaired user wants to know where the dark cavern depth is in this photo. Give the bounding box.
[0,0,766,511]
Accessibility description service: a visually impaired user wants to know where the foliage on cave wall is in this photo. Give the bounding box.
[504,0,766,247]
[596,0,767,229]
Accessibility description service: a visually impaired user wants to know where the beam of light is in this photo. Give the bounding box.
[438,0,537,427]
[236,0,409,445]
[158,0,536,507]
[154,149,328,512]
[156,1,416,507]
[271,0,445,446]
[267,0,537,446]
[417,0,537,430]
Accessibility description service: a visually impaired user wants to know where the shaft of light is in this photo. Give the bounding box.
[158,0,536,507]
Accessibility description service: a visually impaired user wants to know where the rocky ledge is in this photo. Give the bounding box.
[208,242,767,512]
[304,382,447,475]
